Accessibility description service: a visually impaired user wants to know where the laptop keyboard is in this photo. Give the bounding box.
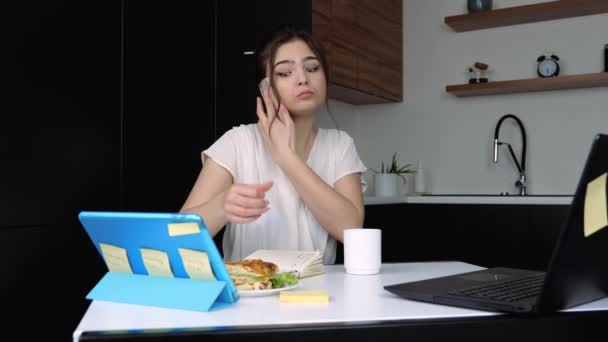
[448,274,545,302]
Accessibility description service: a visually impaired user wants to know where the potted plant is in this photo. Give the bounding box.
[372,153,415,197]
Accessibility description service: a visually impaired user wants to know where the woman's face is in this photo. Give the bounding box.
[270,39,327,117]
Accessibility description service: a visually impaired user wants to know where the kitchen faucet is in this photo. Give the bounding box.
[493,114,527,195]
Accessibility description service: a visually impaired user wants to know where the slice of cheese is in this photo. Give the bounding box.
[279,290,329,303]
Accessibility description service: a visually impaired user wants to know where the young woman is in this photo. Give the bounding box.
[180,27,367,264]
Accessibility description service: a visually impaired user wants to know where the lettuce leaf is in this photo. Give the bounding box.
[270,272,298,289]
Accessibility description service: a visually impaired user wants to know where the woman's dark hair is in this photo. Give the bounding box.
[257,26,337,127]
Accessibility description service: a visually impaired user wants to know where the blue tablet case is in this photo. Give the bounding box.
[78,211,239,311]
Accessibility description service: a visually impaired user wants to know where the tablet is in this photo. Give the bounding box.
[78,211,239,305]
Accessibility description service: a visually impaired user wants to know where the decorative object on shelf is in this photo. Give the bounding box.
[468,62,489,83]
[604,44,608,72]
[372,153,414,197]
[467,0,492,13]
[537,53,560,77]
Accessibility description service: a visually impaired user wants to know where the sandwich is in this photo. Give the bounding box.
[225,259,277,290]
[225,259,297,291]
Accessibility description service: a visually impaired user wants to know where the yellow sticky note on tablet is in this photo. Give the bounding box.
[99,243,133,274]
[140,248,174,277]
[584,173,608,237]
[168,222,200,236]
[178,248,216,280]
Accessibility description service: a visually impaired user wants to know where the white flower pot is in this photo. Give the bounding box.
[374,174,402,197]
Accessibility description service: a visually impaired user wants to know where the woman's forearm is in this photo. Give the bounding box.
[180,191,228,237]
[278,153,364,242]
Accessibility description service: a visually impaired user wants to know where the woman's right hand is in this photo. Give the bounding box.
[257,78,296,167]
[222,181,273,224]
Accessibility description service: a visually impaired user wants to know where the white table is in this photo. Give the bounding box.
[73,262,608,342]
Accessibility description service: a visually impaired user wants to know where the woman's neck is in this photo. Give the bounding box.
[292,114,317,161]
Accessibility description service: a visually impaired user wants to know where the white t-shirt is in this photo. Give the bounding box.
[203,124,367,264]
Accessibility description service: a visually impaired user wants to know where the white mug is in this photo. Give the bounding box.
[343,228,382,275]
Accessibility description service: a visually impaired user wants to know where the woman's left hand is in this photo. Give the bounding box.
[256,84,296,166]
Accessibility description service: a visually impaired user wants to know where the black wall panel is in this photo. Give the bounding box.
[2,1,122,228]
[3,1,122,340]
[2,1,314,339]
[122,1,216,212]
[215,0,312,138]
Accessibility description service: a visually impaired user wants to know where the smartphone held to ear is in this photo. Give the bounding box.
[258,77,278,111]
[258,77,270,95]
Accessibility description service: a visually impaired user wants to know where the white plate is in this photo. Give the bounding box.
[238,283,299,297]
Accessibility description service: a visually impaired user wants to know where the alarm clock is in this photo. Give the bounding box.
[536,54,560,77]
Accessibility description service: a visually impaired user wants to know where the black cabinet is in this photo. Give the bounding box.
[364,203,570,271]
[121,1,216,212]
[214,0,312,138]
[527,205,570,270]
[2,1,317,339]
[3,1,122,340]
[3,0,122,227]
[121,0,312,252]
[122,0,312,212]
[1,224,106,339]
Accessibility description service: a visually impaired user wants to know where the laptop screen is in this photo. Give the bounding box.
[539,133,608,311]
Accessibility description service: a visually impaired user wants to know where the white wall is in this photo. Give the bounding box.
[324,0,608,196]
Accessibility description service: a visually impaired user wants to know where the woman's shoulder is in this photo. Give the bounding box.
[222,123,260,141]
[318,127,355,145]
[226,123,258,133]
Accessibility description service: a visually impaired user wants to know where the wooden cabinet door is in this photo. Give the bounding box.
[319,0,358,90]
[312,0,403,104]
[355,0,402,101]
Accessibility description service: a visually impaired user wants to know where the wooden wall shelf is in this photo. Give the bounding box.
[446,72,608,97]
[445,0,608,32]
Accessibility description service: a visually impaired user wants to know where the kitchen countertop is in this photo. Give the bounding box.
[364,194,573,205]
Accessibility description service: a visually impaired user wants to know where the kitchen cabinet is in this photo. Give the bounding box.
[215,0,404,109]
[215,0,405,120]
[213,0,313,252]
[2,2,401,337]
[215,0,312,137]
[3,1,122,228]
[121,1,216,212]
[3,1,122,340]
[4,1,218,339]
[123,0,309,212]
[364,203,570,271]
[312,0,403,104]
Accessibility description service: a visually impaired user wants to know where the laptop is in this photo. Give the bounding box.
[385,133,608,314]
